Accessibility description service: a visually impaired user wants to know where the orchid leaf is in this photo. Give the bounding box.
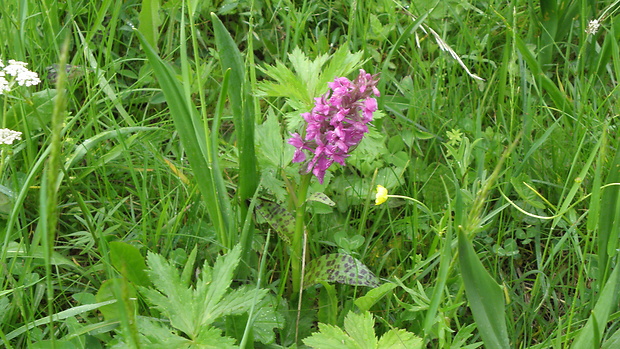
[304,253,380,288]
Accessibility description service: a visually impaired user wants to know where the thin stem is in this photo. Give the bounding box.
[291,173,312,295]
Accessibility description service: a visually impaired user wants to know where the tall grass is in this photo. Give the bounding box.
[0,0,619,347]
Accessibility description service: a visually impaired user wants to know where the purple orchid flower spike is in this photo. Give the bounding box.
[288,69,380,183]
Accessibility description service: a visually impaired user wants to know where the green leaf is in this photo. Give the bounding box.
[376,329,423,349]
[115,316,237,349]
[251,293,286,344]
[255,111,292,169]
[571,263,620,348]
[303,322,358,349]
[304,253,380,288]
[212,13,258,202]
[4,89,57,130]
[354,282,397,312]
[344,311,377,347]
[254,198,295,244]
[458,229,510,349]
[109,241,150,287]
[303,311,423,349]
[307,192,336,206]
[141,253,195,335]
[138,0,161,51]
[256,46,364,113]
[138,244,271,344]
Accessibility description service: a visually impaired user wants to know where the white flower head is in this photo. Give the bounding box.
[0,73,9,95]
[3,60,40,87]
[585,19,601,35]
[0,128,22,145]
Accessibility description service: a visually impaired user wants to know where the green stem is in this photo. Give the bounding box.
[291,173,312,295]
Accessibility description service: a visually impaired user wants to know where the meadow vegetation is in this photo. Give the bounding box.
[1,0,620,348]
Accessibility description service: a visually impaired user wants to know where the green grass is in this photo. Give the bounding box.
[1,0,620,347]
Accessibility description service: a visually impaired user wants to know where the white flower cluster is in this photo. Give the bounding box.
[585,19,601,35]
[0,59,41,94]
[0,128,22,145]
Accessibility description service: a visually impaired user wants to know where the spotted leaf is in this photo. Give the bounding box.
[307,192,335,206]
[304,253,379,288]
[254,199,295,244]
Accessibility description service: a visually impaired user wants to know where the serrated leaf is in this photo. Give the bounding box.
[143,253,195,335]
[256,46,364,112]
[344,311,377,347]
[304,253,380,288]
[376,329,424,349]
[304,311,423,349]
[201,245,243,322]
[228,293,286,345]
[255,111,293,169]
[303,322,358,349]
[139,244,264,342]
[254,199,295,244]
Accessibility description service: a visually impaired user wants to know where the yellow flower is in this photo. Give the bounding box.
[375,185,388,205]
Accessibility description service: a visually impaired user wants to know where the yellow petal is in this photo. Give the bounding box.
[375,185,388,205]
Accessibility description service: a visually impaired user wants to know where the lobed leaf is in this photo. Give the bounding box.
[303,311,422,349]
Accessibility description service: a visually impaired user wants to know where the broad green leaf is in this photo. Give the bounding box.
[227,293,285,345]
[571,263,620,348]
[602,326,620,349]
[4,89,57,130]
[0,184,14,216]
[458,229,510,349]
[113,316,237,349]
[64,127,156,170]
[202,243,242,312]
[5,241,74,268]
[211,13,258,202]
[304,253,380,288]
[138,0,161,51]
[207,285,268,324]
[110,241,150,287]
[354,282,397,312]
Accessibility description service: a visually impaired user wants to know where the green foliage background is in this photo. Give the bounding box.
[1,0,620,348]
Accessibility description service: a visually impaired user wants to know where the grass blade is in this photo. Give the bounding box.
[135,28,233,248]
